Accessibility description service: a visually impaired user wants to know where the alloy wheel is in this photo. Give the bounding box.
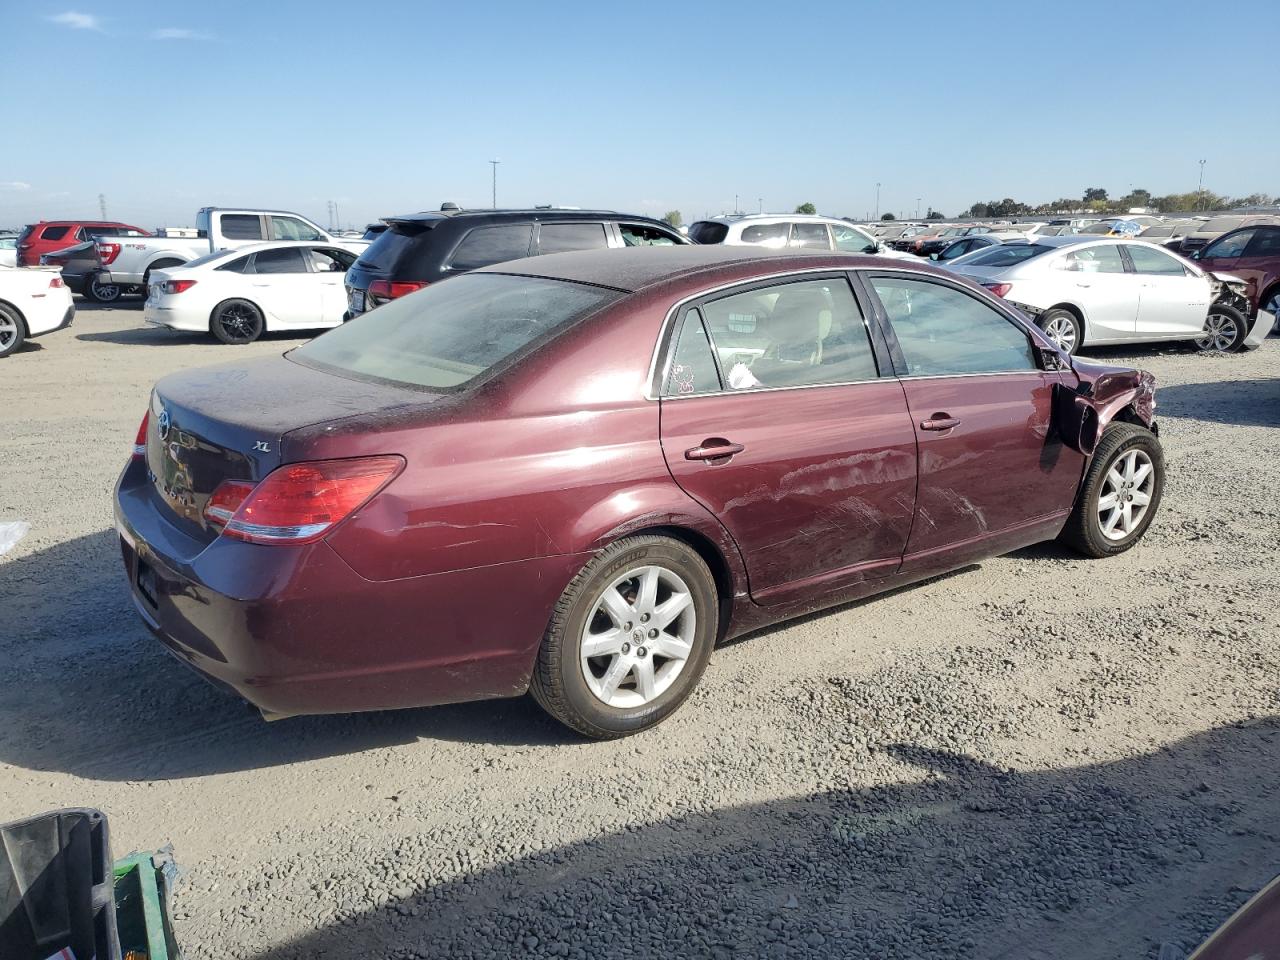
[1264,290,1280,326]
[1195,310,1239,351]
[91,279,121,301]
[0,314,15,349]
[1043,315,1077,353]
[579,565,696,708]
[1096,449,1154,541]
[219,304,257,341]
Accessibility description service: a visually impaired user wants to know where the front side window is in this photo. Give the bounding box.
[620,224,679,247]
[221,215,265,241]
[537,222,609,255]
[271,217,324,242]
[1200,230,1253,260]
[292,273,620,390]
[789,223,831,249]
[1060,244,1126,274]
[1244,227,1280,258]
[698,278,878,390]
[870,276,1035,377]
[1123,244,1186,275]
[832,225,877,253]
[448,224,533,270]
[251,247,309,274]
[663,310,721,396]
[739,222,789,246]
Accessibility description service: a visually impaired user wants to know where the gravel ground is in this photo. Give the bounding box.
[1,300,1278,959]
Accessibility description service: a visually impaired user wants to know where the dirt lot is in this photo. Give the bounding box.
[2,299,1278,959]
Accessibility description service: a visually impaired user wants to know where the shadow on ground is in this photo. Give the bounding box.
[0,530,576,782]
[242,721,1279,960]
[1154,379,1280,428]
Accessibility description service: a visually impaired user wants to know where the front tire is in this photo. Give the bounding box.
[1036,308,1082,355]
[1195,304,1248,352]
[1060,423,1163,558]
[0,303,27,358]
[210,299,265,344]
[529,535,718,739]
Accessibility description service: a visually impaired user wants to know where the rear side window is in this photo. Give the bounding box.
[221,215,265,241]
[871,277,1034,376]
[40,226,70,242]
[739,223,789,245]
[215,255,251,273]
[689,221,728,244]
[963,244,1051,267]
[448,224,533,270]
[292,273,620,390]
[664,310,721,396]
[537,223,609,255]
[251,247,309,273]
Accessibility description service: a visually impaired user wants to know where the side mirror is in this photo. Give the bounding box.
[1189,250,1202,260]
[928,253,939,261]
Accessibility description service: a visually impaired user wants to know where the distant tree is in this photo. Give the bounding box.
[1083,187,1108,203]
[880,212,896,221]
[926,209,945,220]
[794,202,817,215]
[662,210,683,228]
[1226,192,1276,208]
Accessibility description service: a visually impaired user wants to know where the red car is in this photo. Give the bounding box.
[1194,223,1280,321]
[114,248,1164,738]
[17,220,149,267]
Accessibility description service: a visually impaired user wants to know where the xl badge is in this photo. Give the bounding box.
[156,409,171,441]
[253,441,272,453]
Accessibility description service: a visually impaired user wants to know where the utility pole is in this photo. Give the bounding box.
[874,182,881,220]
[1197,159,1206,210]
[734,194,739,214]
[333,200,340,231]
[915,197,920,219]
[489,159,500,209]
[757,197,762,214]
[98,194,107,219]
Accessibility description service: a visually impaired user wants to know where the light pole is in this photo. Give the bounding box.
[734,194,739,214]
[757,197,763,214]
[489,159,500,209]
[874,182,881,220]
[1197,159,1206,211]
[915,197,920,219]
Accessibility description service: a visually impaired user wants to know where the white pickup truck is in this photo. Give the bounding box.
[96,207,368,291]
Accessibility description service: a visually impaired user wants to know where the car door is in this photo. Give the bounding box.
[1123,244,1212,338]
[658,275,918,605]
[245,247,322,328]
[788,222,832,250]
[1202,227,1280,310]
[1052,243,1140,341]
[864,273,1085,576]
[306,247,358,325]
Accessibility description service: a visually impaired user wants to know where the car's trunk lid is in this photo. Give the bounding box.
[145,355,438,543]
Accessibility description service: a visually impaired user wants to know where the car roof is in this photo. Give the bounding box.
[383,208,645,226]
[477,245,932,293]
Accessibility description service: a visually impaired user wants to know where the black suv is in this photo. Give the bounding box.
[344,208,688,317]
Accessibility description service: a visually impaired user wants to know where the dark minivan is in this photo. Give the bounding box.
[344,208,688,317]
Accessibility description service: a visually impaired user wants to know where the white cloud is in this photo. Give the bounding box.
[0,182,32,192]
[151,27,213,40]
[49,11,103,31]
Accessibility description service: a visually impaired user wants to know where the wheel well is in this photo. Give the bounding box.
[630,524,735,640]
[1047,302,1085,331]
[0,299,28,329]
[1259,281,1280,312]
[1110,404,1158,436]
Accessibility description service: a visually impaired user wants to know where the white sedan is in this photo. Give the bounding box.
[0,265,75,358]
[945,236,1267,354]
[144,241,359,344]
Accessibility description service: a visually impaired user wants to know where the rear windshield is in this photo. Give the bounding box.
[1202,217,1243,233]
[291,272,621,390]
[965,243,1053,267]
[355,224,425,272]
[689,221,728,244]
[1139,224,1174,237]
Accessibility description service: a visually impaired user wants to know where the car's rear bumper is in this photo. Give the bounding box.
[26,297,75,338]
[114,463,587,718]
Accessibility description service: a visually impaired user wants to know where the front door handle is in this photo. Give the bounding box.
[920,416,960,431]
[685,439,745,461]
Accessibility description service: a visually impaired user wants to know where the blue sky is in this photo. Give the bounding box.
[2,0,1276,229]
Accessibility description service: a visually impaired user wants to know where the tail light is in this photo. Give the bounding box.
[163,279,197,294]
[367,279,427,305]
[132,412,149,459]
[96,242,121,265]
[49,276,65,288]
[203,456,404,544]
[982,282,1013,298]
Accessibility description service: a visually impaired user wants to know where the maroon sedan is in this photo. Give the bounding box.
[114,247,1164,738]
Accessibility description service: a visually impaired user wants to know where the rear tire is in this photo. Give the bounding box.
[1195,304,1248,352]
[529,535,718,739]
[210,299,265,345]
[84,275,122,303]
[1060,423,1163,558]
[0,303,27,358]
[1036,308,1082,355]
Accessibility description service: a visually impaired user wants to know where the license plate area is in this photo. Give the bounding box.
[136,557,159,608]
[347,288,364,314]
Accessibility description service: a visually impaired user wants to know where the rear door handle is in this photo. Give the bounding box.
[920,416,960,431]
[685,439,745,461]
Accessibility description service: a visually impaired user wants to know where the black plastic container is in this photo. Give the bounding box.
[0,808,120,960]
